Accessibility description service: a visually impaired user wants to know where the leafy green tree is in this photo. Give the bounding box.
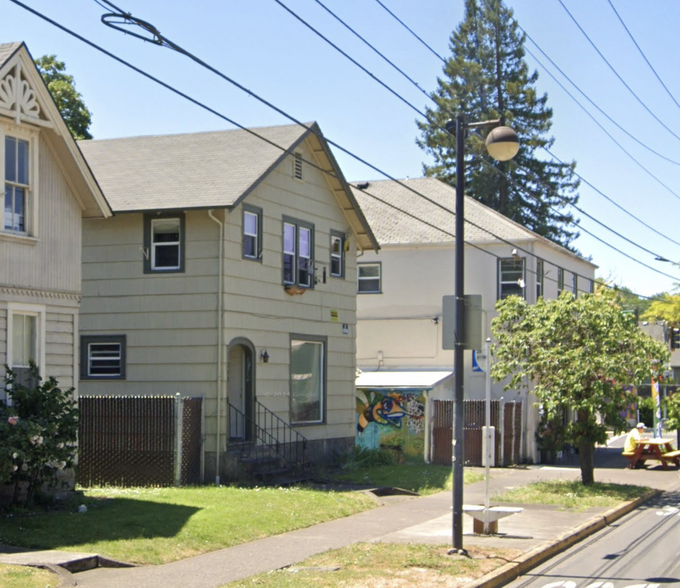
[34,55,93,140]
[491,289,669,485]
[417,0,579,247]
[640,292,680,324]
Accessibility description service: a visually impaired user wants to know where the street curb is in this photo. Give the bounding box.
[467,488,662,588]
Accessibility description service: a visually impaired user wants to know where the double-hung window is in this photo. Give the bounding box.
[4,135,29,233]
[498,258,525,300]
[80,335,126,379]
[243,205,262,260]
[290,336,325,424]
[357,262,381,293]
[283,217,314,288]
[330,231,345,278]
[144,212,185,273]
[7,304,45,390]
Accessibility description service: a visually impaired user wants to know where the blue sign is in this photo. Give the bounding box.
[472,350,484,373]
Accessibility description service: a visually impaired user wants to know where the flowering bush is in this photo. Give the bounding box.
[1,364,78,507]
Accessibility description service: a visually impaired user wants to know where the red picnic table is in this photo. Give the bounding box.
[623,438,680,470]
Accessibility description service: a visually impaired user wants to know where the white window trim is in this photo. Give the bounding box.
[6,302,46,380]
[0,121,40,241]
[358,262,381,294]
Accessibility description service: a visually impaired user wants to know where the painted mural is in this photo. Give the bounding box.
[355,389,426,458]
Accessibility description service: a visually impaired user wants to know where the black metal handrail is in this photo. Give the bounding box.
[227,400,307,469]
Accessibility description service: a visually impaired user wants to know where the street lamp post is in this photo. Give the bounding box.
[447,114,518,554]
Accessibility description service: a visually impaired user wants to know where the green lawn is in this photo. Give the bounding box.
[0,485,375,565]
[0,564,58,588]
[329,462,485,494]
[493,480,650,511]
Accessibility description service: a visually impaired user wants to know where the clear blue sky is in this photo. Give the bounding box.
[4,0,680,297]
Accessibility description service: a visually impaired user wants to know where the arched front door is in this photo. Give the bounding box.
[227,339,254,442]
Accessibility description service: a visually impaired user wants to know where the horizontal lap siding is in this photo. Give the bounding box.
[222,145,357,443]
[80,212,220,404]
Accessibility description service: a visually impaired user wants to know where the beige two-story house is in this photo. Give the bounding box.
[351,177,597,463]
[0,42,111,394]
[78,123,378,482]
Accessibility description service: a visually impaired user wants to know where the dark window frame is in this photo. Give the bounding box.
[80,335,127,380]
[282,216,315,289]
[289,333,326,426]
[330,230,345,278]
[536,258,544,301]
[143,212,186,274]
[498,257,526,300]
[242,204,263,261]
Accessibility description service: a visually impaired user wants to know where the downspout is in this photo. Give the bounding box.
[208,210,224,485]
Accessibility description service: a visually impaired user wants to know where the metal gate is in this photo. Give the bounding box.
[78,395,203,487]
[430,399,522,466]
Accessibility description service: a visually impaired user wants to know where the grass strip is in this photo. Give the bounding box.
[222,543,522,588]
[330,463,485,495]
[0,485,375,565]
[493,480,650,511]
[0,564,59,588]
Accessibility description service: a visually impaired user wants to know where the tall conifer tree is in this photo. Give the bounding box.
[417,0,579,247]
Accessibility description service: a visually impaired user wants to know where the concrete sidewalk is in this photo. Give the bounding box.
[2,449,679,588]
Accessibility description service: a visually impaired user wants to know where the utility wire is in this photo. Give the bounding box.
[372,0,446,63]
[270,0,431,122]
[11,0,674,299]
[470,151,680,282]
[606,0,680,114]
[371,0,680,248]
[522,30,680,169]
[556,0,680,145]
[311,0,431,101]
[309,0,680,256]
[96,0,680,281]
[542,147,680,249]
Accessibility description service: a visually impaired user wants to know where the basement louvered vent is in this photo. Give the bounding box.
[294,152,303,180]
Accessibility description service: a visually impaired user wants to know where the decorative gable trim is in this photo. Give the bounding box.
[0,59,52,129]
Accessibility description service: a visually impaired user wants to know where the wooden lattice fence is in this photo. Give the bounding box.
[430,399,522,466]
[78,395,202,487]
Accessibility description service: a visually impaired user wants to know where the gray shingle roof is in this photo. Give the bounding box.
[350,178,594,266]
[79,124,312,212]
[350,177,542,245]
[0,43,22,67]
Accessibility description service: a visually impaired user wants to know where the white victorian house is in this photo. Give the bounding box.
[0,42,111,396]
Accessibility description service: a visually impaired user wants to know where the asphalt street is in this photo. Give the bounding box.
[503,489,680,588]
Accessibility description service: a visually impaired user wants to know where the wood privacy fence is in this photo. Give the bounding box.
[78,395,203,487]
[430,399,522,466]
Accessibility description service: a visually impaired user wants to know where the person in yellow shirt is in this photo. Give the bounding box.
[624,422,647,454]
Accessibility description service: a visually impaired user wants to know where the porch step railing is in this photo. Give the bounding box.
[227,400,307,472]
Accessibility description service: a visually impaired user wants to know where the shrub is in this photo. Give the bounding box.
[1,364,78,507]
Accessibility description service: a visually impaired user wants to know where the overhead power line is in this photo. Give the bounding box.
[605,0,680,114]
[10,0,676,299]
[556,0,680,145]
